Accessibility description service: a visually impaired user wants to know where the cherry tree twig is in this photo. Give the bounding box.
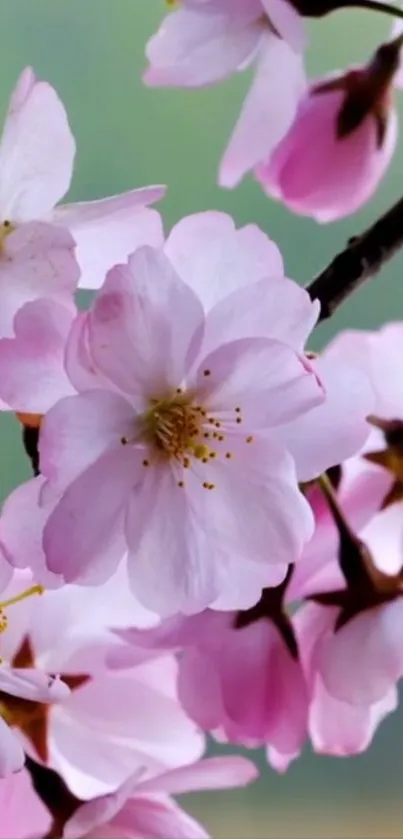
[307,194,403,321]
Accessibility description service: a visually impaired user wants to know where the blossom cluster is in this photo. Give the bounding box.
[1,0,403,835]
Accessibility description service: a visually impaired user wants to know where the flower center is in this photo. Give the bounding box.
[140,390,213,463]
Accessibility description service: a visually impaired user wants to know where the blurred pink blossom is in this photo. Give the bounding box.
[144,1,307,187]
[0,67,165,289]
[0,567,203,798]
[63,756,258,839]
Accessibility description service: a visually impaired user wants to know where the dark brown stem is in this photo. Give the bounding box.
[307,194,403,322]
[25,757,80,838]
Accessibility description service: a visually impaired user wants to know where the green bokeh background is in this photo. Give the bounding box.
[1,2,403,836]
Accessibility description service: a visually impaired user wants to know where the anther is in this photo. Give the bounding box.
[202,457,209,463]
[177,481,185,487]
[235,407,241,413]
[203,481,210,489]
[142,459,150,467]
[203,369,211,377]
[209,452,217,459]
[225,452,232,459]
[245,436,253,443]
[214,422,221,428]
[208,483,215,490]
[218,435,224,441]
[176,388,183,394]
[236,417,242,424]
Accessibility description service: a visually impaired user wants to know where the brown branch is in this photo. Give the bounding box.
[307,194,403,322]
[25,757,81,838]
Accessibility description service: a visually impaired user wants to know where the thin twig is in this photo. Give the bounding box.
[307,194,403,322]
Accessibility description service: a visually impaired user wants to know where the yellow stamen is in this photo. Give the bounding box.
[0,585,44,611]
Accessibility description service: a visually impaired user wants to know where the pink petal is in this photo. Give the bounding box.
[220,34,306,187]
[144,8,261,87]
[63,775,141,839]
[0,222,79,338]
[39,389,136,491]
[126,466,223,615]
[164,211,283,312]
[310,679,398,757]
[261,0,307,51]
[211,559,287,611]
[0,298,75,413]
[43,446,139,583]
[53,192,165,291]
[0,476,63,588]
[0,768,51,833]
[194,337,324,427]
[200,436,315,567]
[51,656,203,799]
[115,796,210,839]
[203,276,319,355]
[88,246,204,398]
[179,646,225,730]
[319,601,403,705]
[64,312,113,393]
[273,352,374,481]
[0,666,69,703]
[0,717,25,777]
[0,68,75,220]
[139,756,258,795]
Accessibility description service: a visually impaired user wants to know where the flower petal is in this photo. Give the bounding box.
[53,193,165,291]
[88,246,204,397]
[43,447,139,583]
[164,211,283,312]
[319,601,403,705]
[273,353,374,481]
[0,717,25,777]
[0,222,79,338]
[39,389,135,491]
[139,756,258,795]
[0,68,75,220]
[220,34,306,187]
[203,275,319,354]
[144,8,261,87]
[194,337,324,428]
[0,298,75,413]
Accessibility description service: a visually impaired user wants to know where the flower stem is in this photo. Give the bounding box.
[307,194,403,322]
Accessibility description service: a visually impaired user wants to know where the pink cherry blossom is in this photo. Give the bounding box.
[0,567,203,798]
[28,240,326,616]
[144,1,307,187]
[0,67,165,289]
[63,756,258,839]
[256,38,401,221]
[294,603,398,757]
[114,604,309,773]
[0,769,52,838]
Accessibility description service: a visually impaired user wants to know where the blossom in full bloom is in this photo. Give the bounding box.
[0,67,166,289]
[0,567,203,798]
[0,212,374,614]
[63,756,258,839]
[256,35,402,221]
[31,244,324,615]
[144,1,307,187]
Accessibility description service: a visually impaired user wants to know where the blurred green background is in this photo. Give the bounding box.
[1,2,403,836]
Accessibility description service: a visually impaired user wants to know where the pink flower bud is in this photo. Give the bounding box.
[256,37,402,221]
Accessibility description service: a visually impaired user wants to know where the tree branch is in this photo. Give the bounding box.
[307,194,403,322]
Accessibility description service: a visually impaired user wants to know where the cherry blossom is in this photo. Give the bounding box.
[63,756,258,839]
[0,567,203,798]
[113,580,309,773]
[256,35,402,220]
[0,67,165,289]
[144,1,307,187]
[21,239,326,615]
